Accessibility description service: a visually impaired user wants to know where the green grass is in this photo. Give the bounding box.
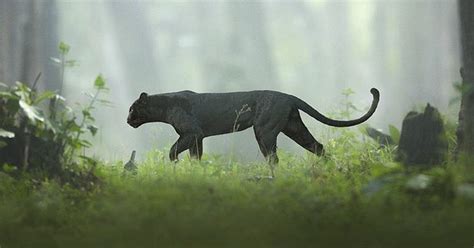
[1,133,473,247]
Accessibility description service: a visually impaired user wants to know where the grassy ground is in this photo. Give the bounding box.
[0,132,473,247]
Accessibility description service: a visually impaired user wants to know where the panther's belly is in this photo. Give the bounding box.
[200,110,255,137]
[187,91,267,137]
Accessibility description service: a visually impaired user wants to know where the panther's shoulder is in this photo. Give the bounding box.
[180,90,197,94]
[159,90,197,98]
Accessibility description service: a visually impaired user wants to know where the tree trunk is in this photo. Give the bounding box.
[0,0,58,89]
[226,1,277,89]
[456,0,474,156]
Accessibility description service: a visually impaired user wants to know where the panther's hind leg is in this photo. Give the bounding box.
[252,96,293,177]
[253,122,287,178]
[189,137,203,160]
[283,112,325,156]
[254,132,278,178]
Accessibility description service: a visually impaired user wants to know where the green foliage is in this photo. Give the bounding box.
[94,74,106,90]
[388,124,401,144]
[450,81,474,106]
[65,74,110,161]
[0,132,472,247]
[0,43,109,177]
[50,43,78,71]
[339,87,360,119]
[59,41,70,55]
[0,128,14,138]
[0,81,54,129]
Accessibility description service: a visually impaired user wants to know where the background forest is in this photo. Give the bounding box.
[0,0,462,161]
[1,1,473,247]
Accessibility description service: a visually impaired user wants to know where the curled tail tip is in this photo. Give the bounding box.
[370,88,380,99]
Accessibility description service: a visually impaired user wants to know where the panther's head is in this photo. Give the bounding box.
[127,92,151,128]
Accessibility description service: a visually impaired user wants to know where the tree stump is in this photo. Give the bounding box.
[397,104,448,166]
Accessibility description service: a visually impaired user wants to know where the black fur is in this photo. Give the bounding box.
[127,89,379,164]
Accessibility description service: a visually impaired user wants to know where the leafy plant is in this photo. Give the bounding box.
[388,124,400,144]
[340,87,360,119]
[0,42,109,181]
[450,81,474,106]
[50,41,78,96]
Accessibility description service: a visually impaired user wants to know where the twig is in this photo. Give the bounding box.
[232,104,251,133]
[22,72,42,172]
[228,104,251,165]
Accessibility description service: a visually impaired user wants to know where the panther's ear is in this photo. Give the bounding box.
[139,92,148,101]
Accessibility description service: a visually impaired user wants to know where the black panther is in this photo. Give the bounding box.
[127,88,379,167]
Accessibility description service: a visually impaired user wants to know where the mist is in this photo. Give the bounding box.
[1,0,461,162]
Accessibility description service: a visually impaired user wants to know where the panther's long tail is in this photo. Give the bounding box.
[292,88,380,127]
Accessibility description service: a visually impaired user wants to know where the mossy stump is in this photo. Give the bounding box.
[397,104,448,166]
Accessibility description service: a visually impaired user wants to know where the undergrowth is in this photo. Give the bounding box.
[0,131,473,248]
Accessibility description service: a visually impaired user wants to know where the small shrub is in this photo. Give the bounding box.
[0,42,108,187]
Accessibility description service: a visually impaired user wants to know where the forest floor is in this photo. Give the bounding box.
[1,131,473,248]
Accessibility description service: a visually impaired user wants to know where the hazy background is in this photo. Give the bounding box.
[0,0,462,162]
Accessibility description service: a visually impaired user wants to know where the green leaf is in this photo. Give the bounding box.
[19,100,44,124]
[0,82,8,88]
[2,163,17,173]
[49,57,62,64]
[43,119,57,134]
[65,60,78,67]
[59,42,70,55]
[82,109,91,118]
[15,81,31,95]
[79,155,97,165]
[4,98,20,113]
[0,141,7,149]
[69,140,81,149]
[79,139,92,148]
[98,99,114,107]
[68,121,82,133]
[388,124,400,144]
[453,81,474,96]
[0,91,19,100]
[54,94,66,103]
[84,92,95,100]
[94,74,106,90]
[87,125,98,136]
[0,128,15,138]
[342,88,355,97]
[33,91,57,105]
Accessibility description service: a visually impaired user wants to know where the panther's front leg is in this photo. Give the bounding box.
[167,109,204,161]
[169,134,203,161]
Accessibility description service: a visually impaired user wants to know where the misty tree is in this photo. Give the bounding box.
[0,0,58,89]
[195,1,232,90]
[105,2,161,91]
[226,1,277,89]
[457,0,474,156]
